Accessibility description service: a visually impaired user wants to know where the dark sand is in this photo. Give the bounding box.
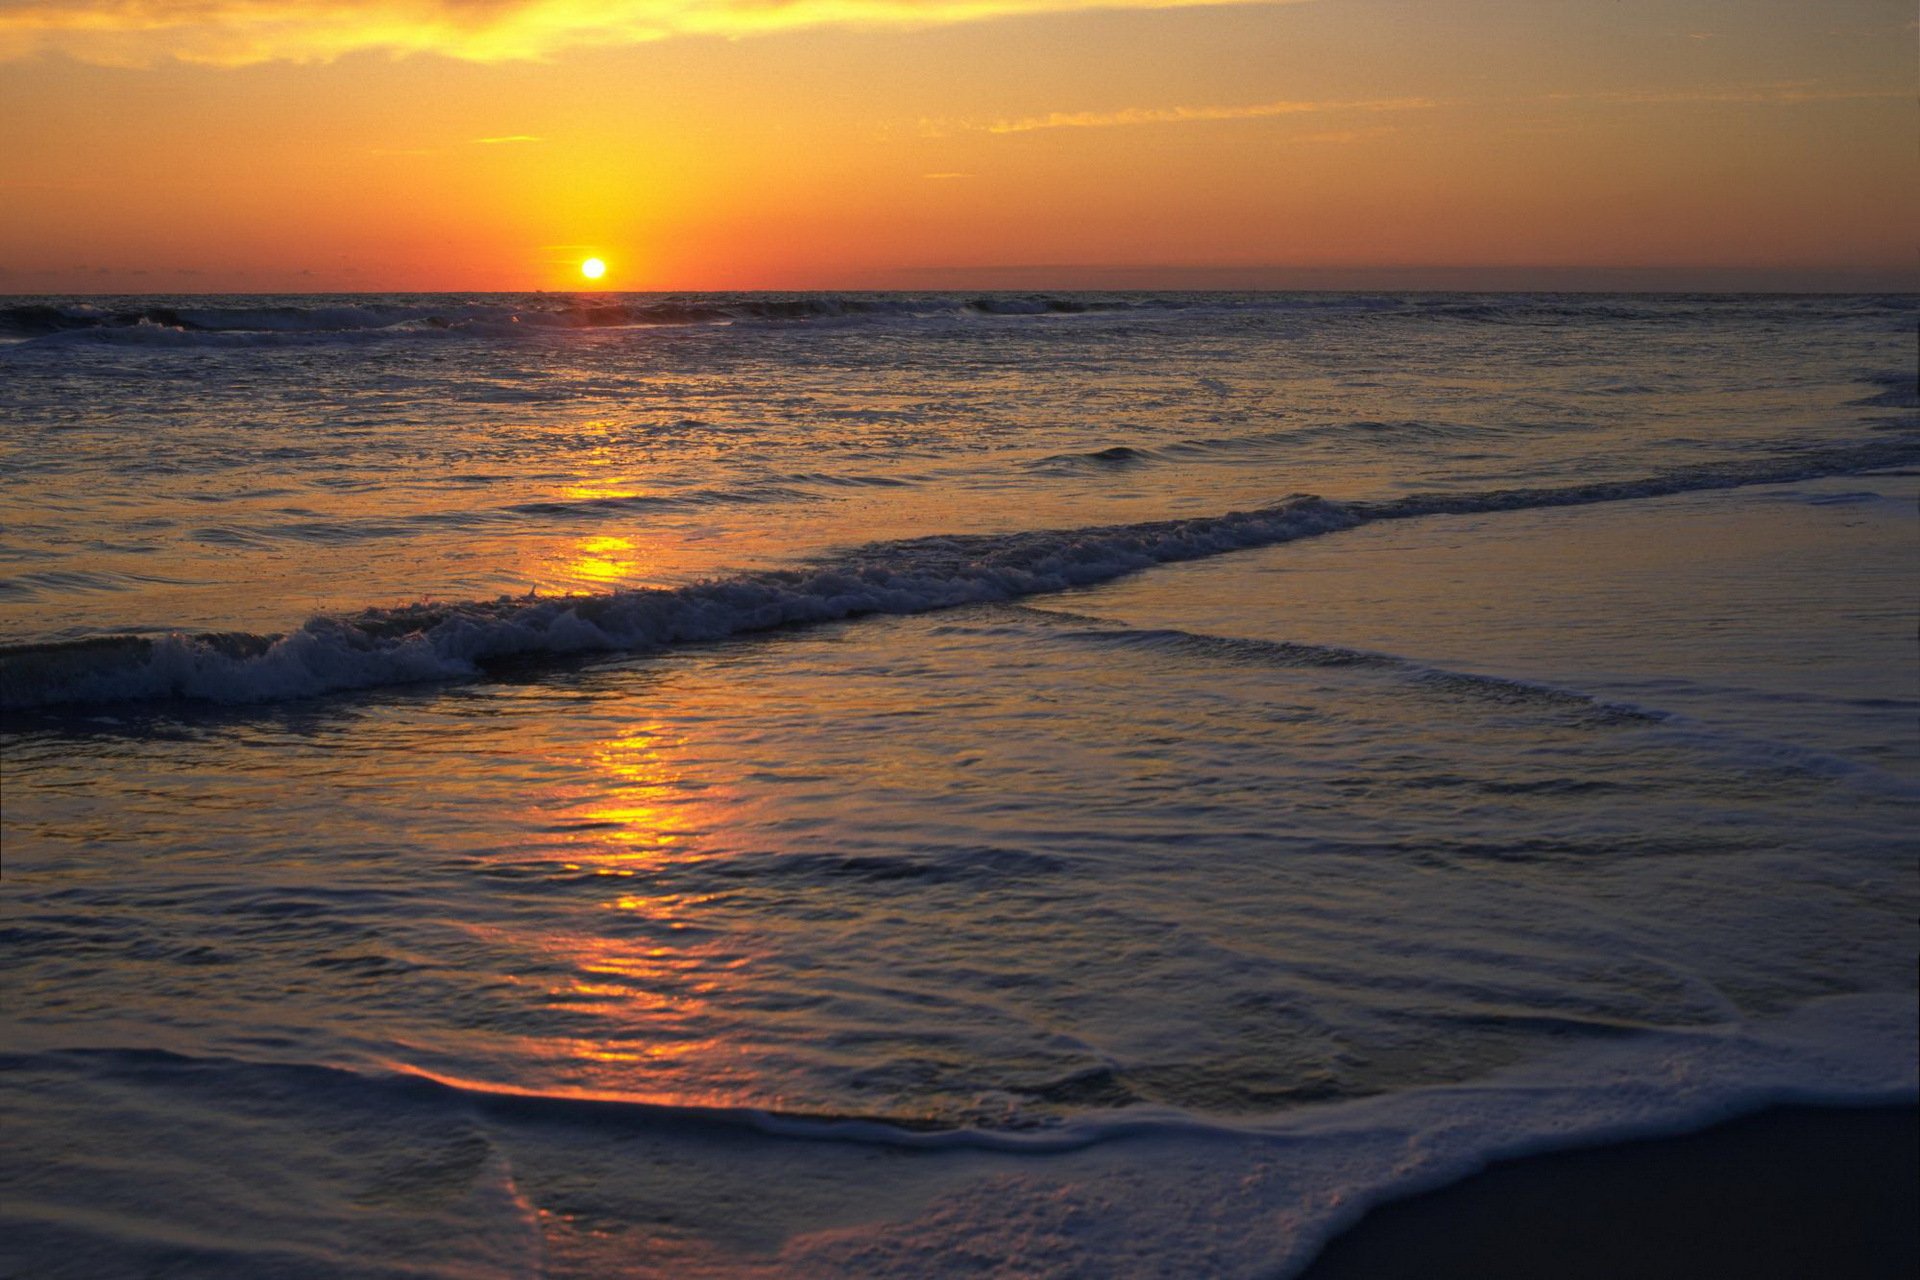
[1299,1105,1918,1280]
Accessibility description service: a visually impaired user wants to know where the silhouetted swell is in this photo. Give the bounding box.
[1032,444,1160,469]
[0,294,1143,341]
[2,437,1912,710]
[6,293,1905,343]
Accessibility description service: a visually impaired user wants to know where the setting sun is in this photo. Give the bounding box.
[581,257,606,280]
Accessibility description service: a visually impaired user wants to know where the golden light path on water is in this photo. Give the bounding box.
[386,709,811,1111]
[565,535,644,584]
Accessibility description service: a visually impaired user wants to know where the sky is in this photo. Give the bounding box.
[0,0,1914,292]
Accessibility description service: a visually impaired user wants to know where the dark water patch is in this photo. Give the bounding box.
[1011,1065,1141,1108]
[699,845,1067,888]
[1410,831,1766,866]
[304,951,421,977]
[1032,444,1160,470]
[1849,368,1919,409]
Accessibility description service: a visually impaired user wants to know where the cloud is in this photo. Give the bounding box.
[472,134,543,143]
[979,96,1435,134]
[1552,83,1910,106]
[0,0,1300,67]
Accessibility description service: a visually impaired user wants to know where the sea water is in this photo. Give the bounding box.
[2,293,1915,1277]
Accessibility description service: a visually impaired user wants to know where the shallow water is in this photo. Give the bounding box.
[2,292,1916,1277]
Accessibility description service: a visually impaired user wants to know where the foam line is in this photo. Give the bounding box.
[3,439,1912,710]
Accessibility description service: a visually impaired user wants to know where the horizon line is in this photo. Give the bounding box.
[8,262,1917,297]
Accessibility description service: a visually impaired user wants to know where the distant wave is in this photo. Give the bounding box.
[195,481,820,548]
[4,292,1909,348]
[3,437,1913,710]
[1030,444,1161,469]
[0,294,1150,346]
[0,476,926,563]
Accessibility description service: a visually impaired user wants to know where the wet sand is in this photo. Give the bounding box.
[1299,1105,1918,1280]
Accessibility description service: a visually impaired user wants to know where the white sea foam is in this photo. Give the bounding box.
[5,440,1912,711]
[755,995,1916,1277]
[912,993,1914,1280]
[3,994,1909,1278]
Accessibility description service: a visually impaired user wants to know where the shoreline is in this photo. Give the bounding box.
[1297,1103,1919,1280]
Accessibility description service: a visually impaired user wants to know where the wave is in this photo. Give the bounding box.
[3,993,1912,1278]
[0,294,1151,346]
[1048,624,1662,725]
[3,437,1913,711]
[1030,444,1161,469]
[222,483,816,546]
[259,473,929,545]
[0,1046,1151,1152]
[11,987,1913,1154]
[6,292,1908,348]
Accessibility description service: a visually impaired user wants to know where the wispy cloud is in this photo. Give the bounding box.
[978,96,1436,135]
[472,135,544,144]
[0,0,1301,67]
[1552,83,1909,106]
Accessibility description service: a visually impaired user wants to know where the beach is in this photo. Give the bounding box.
[1302,1104,1918,1280]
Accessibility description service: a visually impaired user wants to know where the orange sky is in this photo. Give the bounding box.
[1,0,1914,292]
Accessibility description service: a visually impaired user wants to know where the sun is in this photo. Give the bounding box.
[580,257,606,280]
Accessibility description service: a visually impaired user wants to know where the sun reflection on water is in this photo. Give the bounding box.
[457,722,784,1104]
[558,532,643,588]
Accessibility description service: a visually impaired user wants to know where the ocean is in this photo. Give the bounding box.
[2,291,1915,1277]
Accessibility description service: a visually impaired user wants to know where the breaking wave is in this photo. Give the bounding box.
[5,993,1913,1278]
[3,438,1913,710]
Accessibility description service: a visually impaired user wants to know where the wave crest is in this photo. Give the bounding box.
[4,439,1913,711]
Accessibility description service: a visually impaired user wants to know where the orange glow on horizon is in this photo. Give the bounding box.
[0,2,1913,292]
